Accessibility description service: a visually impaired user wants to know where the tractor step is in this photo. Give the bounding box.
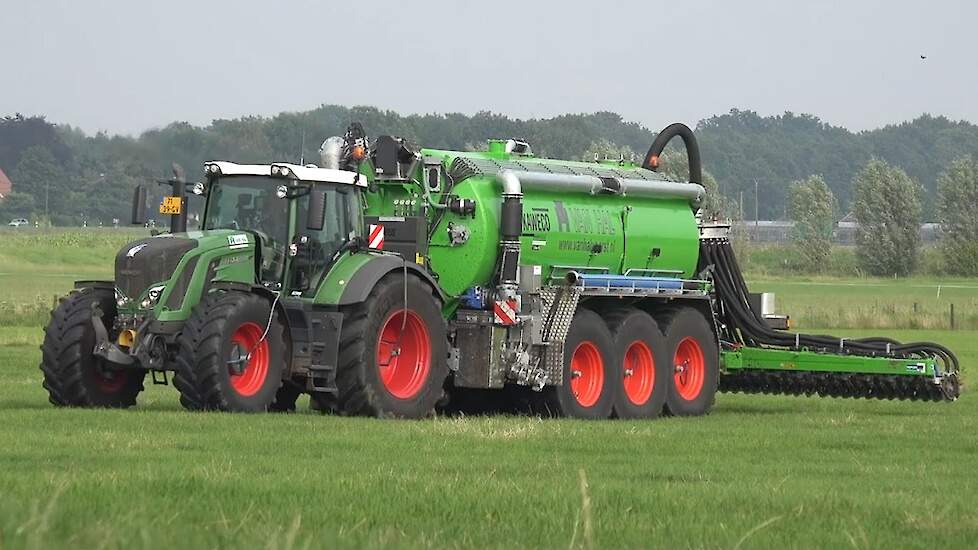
[306,363,337,395]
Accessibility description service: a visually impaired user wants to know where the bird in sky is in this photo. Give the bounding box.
[920,54,927,59]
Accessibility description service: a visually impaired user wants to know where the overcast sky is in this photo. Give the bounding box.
[2,0,974,136]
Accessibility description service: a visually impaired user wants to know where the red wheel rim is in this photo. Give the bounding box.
[623,340,655,406]
[674,336,705,401]
[570,341,604,407]
[228,322,269,397]
[90,369,127,392]
[376,310,431,399]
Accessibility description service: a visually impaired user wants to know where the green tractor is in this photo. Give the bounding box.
[39,123,960,418]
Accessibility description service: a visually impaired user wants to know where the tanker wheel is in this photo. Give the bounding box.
[539,308,616,419]
[39,287,145,408]
[658,307,719,416]
[335,274,448,418]
[606,308,669,419]
[173,290,285,412]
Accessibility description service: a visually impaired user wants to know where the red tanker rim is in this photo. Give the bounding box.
[623,340,655,406]
[570,341,604,407]
[376,309,432,400]
[674,336,706,401]
[228,321,270,397]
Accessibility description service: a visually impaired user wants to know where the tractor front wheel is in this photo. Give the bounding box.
[39,287,145,407]
[174,291,285,412]
[335,274,448,418]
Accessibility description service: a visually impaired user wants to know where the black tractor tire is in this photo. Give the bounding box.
[268,380,303,412]
[173,291,285,412]
[39,287,145,408]
[309,393,337,415]
[657,307,719,416]
[606,308,669,419]
[538,308,617,419]
[335,273,448,418]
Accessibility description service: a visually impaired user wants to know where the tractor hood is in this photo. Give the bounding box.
[115,230,255,304]
[116,235,198,301]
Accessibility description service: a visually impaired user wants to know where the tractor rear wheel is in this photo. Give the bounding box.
[658,307,719,416]
[39,287,145,407]
[606,308,669,419]
[173,291,285,412]
[335,274,448,418]
[539,308,616,419]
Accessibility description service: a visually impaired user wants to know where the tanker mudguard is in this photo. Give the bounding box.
[338,255,447,305]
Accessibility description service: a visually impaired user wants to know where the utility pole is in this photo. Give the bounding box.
[753,178,759,227]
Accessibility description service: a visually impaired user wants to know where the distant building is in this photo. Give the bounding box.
[0,168,11,200]
[732,214,941,244]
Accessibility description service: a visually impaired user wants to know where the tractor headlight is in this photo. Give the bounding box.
[191,182,207,195]
[141,285,166,309]
[276,185,288,199]
[206,163,221,175]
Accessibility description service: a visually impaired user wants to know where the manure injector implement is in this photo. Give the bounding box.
[39,123,960,417]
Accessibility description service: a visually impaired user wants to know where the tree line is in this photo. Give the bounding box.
[1,106,977,242]
[788,156,978,277]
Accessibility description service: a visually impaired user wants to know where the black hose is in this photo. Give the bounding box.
[703,240,959,375]
[642,122,703,184]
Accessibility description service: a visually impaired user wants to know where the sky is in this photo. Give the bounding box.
[2,0,975,136]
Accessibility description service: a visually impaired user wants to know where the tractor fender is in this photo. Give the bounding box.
[337,255,446,306]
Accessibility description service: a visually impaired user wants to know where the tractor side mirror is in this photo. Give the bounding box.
[307,189,326,231]
[131,186,148,225]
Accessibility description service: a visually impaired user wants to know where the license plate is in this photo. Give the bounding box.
[159,196,182,215]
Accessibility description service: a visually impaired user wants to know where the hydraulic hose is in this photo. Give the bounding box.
[643,123,703,184]
[703,240,960,380]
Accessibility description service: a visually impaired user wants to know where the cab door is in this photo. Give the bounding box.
[290,184,361,297]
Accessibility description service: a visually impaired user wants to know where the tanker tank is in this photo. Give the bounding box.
[418,141,705,298]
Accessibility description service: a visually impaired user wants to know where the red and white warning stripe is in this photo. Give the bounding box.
[368,224,384,250]
[493,299,520,326]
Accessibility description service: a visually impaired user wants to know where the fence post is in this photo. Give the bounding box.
[950,303,955,330]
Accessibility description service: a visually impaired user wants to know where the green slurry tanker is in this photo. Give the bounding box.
[39,123,961,418]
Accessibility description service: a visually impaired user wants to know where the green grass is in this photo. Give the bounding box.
[1,327,976,549]
[0,228,148,324]
[3,230,978,548]
[738,243,978,329]
[747,277,978,330]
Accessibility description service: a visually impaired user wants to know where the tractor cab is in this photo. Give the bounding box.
[198,161,366,295]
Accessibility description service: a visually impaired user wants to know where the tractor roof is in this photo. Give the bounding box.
[204,161,366,187]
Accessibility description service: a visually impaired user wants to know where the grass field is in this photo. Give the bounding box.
[750,277,978,330]
[2,230,977,548]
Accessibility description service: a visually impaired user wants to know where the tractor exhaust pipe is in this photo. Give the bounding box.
[169,164,188,234]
